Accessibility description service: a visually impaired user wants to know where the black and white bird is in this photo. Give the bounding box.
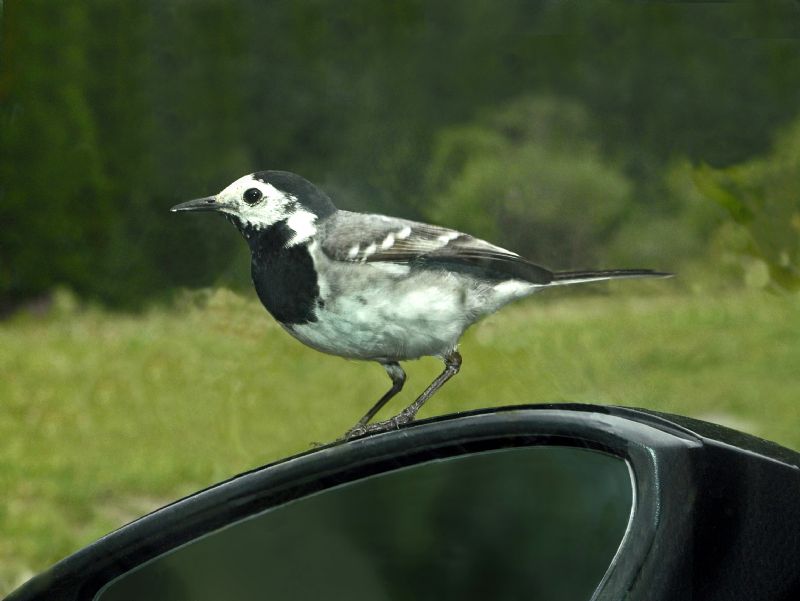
[171,171,668,438]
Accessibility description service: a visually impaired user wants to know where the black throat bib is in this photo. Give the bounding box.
[247,221,320,325]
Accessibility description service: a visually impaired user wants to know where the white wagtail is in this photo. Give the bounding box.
[172,171,669,438]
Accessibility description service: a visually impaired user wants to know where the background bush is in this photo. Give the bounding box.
[425,96,633,268]
[3,0,800,308]
[693,117,800,291]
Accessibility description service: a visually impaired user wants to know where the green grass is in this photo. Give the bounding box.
[2,287,799,594]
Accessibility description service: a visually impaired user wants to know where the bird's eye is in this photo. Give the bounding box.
[243,188,263,205]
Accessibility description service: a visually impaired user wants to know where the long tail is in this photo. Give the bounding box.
[550,268,672,286]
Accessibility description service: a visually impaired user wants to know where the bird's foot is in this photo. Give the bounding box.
[363,412,414,434]
[340,411,417,441]
[341,424,369,441]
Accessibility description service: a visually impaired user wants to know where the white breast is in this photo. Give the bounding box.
[284,244,541,362]
[289,277,466,361]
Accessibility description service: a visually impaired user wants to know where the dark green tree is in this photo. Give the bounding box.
[0,2,109,308]
[2,0,800,307]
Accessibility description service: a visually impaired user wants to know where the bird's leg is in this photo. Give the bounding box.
[364,350,462,435]
[397,350,461,423]
[343,362,406,439]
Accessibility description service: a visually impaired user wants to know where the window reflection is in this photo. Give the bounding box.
[98,446,632,601]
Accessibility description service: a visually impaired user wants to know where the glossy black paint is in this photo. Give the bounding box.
[6,404,800,601]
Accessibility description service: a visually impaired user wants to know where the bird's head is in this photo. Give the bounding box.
[171,171,336,244]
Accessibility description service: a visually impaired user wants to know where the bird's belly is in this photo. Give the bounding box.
[286,281,471,361]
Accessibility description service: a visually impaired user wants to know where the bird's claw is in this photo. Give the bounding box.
[365,412,413,434]
[391,412,414,427]
[342,424,369,441]
[340,411,416,441]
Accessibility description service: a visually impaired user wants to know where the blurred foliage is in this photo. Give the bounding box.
[693,117,800,291]
[425,96,632,268]
[1,0,800,307]
[606,160,727,280]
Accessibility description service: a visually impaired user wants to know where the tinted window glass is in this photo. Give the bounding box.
[98,447,632,601]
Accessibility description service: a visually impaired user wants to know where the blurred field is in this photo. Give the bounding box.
[1,286,799,594]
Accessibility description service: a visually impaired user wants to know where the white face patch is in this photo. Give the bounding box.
[214,173,318,246]
[215,174,293,230]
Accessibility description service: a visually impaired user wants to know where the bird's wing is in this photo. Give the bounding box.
[318,211,553,284]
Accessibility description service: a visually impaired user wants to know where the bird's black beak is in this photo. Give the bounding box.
[170,196,220,213]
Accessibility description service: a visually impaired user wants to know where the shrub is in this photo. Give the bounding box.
[424,96,633,269]
[693,117,800,291]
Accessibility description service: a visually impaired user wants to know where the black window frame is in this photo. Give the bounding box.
[6,403,800,601]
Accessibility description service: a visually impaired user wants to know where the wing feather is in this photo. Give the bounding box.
[319,211,553,285]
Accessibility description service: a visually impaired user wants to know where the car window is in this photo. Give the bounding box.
[97,446,632,601]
